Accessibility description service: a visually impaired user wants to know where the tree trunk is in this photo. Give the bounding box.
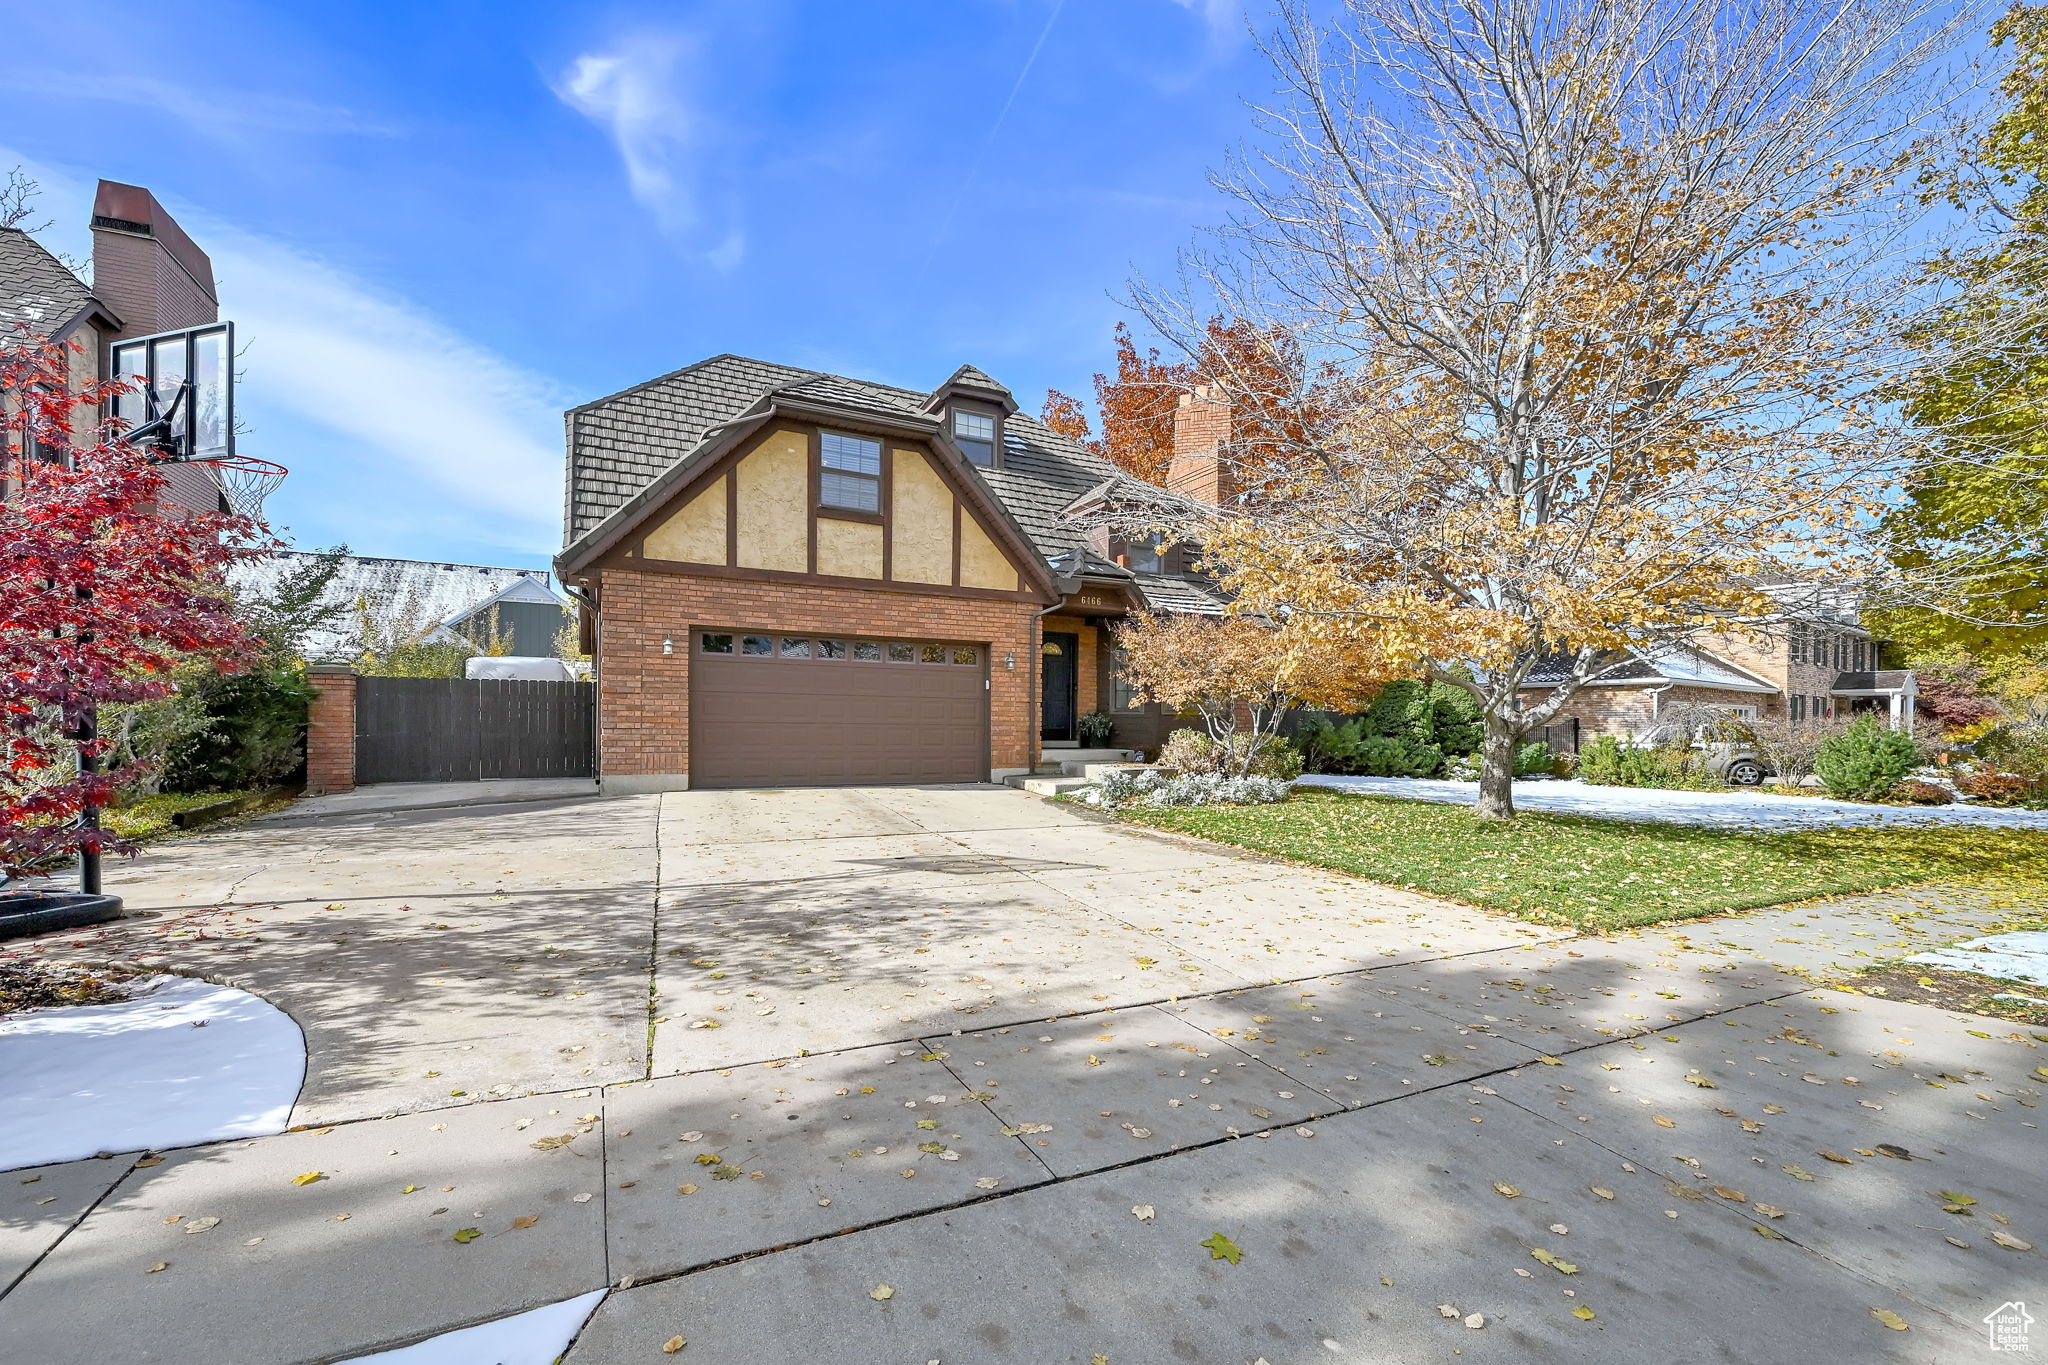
[1475,710,1520,820]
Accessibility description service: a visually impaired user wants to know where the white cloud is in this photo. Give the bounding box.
[555,38,699,230]
[553,36,745,268]
[1168,0,1245,50]
[205,226,566,538]
[0,71,397,137]
[0,150,566,552]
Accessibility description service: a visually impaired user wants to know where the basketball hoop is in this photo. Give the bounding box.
[187,453,288,521]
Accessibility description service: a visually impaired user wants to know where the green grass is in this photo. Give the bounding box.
[1113,786,2048,932]
[102,789,273,843]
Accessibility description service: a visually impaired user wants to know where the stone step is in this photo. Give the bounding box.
[1076,761,1154,782]
[1003,774,1095,797]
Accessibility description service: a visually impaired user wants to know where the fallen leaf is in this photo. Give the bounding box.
[662,1335,686,1353]
[1781,1165,1814,1182]
[1572,1305,1596,1321]
[1712,1187,1748,1203]
[146,1262,168,1274]
[1991,1231,2033,1251]
[1652,1116,1676,1129]
[1201,1233,1244,1265]
[1818,1151,1852,1165]
[452,1228,481,1243]
[1493,1183,1521,1198]
[1530,1248,1579,1274]
[1753,1224,1785,1239]
[1684,1073,1716,1089]
[869,1283,895,1301]
[1464,1312,1485,1329]
[1754,1203,1786,1219]
[1589,1186,1615,1200]
[1538,1057,1563,1066]
[1437,1304,1460,1319]
[530,1135,575,1151]
[1133,1205,1156,1221]
[290,1172,322,1186]
[916,1119,938,1130]
[1871,1308,1909,1331]
[512,1216,539,1230]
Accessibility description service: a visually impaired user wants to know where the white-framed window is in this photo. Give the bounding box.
[819,431,882,512]
[952,409,996,467]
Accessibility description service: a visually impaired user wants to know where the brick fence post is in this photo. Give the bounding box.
[305,663,357,794]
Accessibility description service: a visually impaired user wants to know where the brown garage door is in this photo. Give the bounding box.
[690,630,988,788]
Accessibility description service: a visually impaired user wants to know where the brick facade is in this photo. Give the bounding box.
[304,665,357,793]
[1532,683,1768,745]
[594,568,1042,788]
[1166,385,1235,506]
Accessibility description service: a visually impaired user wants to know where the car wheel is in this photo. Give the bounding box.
[1726,761,1766,786]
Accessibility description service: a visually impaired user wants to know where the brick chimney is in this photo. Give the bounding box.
[1166,383,1235,506]
[90,180,217,336]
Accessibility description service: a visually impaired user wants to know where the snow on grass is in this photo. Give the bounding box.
[345,1289,607,1364]
[1296,775,2048,832]
[1907,931,2048,988]
[0,975,305,1172]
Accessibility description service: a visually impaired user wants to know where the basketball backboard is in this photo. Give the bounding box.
[109,320,233,462]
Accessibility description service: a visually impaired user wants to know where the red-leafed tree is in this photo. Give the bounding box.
[2,330,265,874]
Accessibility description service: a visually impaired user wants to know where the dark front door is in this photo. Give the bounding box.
[1041,631,1078,741]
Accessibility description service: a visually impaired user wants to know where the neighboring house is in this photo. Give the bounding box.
[231,551,571,661]
[1521,583,1917,747]
[555,355,1229,792]
[0,179,228,515]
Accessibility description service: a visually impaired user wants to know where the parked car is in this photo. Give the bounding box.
[1699,742,1770,786]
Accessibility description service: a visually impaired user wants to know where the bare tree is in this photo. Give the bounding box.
[0,167,48,232]
[1130,0,1982,817]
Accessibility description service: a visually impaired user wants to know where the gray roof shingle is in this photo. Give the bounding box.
[0,227,102,336]
[563,353,1228,613]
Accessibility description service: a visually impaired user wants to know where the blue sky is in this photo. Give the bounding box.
[3,1,1271,572]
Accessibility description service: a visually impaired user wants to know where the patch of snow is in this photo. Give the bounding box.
[1906,932,2048,988]
[0,976,306,1172]
[345,1289,607,1364]
[1295,775,2048,832]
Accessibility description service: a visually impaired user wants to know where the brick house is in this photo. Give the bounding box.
[555,355,1228,792]
[1,179,228,515]
[1522,585,1916,749]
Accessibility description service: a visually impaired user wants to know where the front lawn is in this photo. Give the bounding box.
[1114,787,2048,932]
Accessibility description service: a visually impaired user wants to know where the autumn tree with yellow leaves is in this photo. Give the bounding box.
[1111,611,1386,776]
[1125,0,1978,818]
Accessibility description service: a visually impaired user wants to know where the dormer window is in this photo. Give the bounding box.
[952,409,997,467]
[1125,533,1164,574]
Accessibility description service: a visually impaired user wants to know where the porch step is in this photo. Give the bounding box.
[1035,748,1135,777]
[1004,774,1095,796]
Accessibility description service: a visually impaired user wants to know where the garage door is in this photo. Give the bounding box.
[690,629,988,788]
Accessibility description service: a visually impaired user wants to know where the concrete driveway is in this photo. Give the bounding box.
[2,785,2040,1363]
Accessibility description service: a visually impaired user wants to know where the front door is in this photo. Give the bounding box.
[1041,631,1078,742]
